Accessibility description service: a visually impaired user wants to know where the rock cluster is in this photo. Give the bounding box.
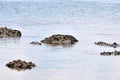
[95,41,119,48]
[41,34,78,45]
[0,27,22,38]
[30,41,41,45]
[100,51,120,56]
[6,60,36,71]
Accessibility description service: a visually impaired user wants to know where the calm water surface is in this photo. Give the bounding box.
[0,1,120,80]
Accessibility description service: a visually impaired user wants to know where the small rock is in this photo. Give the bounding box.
[41,34,78,45]
[30,41,41,45]
[6,59,36,71]
[95,41,119,48]
[100,51,120,56]
[0,27,22,38]
[112,42,119,48]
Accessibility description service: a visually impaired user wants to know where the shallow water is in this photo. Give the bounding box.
[0,1,120,80]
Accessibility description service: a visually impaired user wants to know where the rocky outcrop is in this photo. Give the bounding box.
[0,27,22,38]
[100,51,120,56]
[6,60,36,71]
[95,41,119,48]
[30,41,41,45]
[41,34,78,45]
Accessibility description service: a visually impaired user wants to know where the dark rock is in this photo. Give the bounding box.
[6,60,36,71]
[41,34,78,45]
[30,41,41,45]
[112,42,119,48]
[0,27,22,38]
[100,51,120,56]
[95,41,119,48]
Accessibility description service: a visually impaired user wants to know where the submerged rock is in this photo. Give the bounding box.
[95,41,119,48]
[100,51,120,56]
[0,27,22,38]
[6,60,36,71]
[41,34,78,45]
[30,41,41,45]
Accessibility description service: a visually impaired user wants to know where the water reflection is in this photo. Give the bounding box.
[0,37,21,44]
[6,67,36,72]
[7,67,27,72]
[42,43,75,48]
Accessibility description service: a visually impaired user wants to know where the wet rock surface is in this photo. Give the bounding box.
[95,41,119,48]
[41,34,78,45]
[100,51,120,56]
[6,60,36,71]
[0,27,22,38]
[30,41,41,45]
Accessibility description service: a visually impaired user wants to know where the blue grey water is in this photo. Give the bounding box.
[0,1,120,80]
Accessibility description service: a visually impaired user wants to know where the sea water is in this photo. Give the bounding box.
[0,1,120,80]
